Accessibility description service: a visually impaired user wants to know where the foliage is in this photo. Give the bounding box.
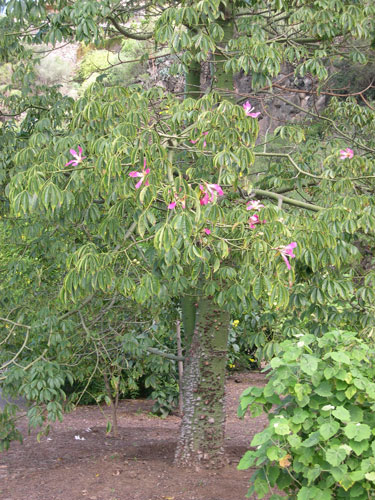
[2,0,375,464]
[238,330,375,499]
[0,403,22,451]
[149,381,179,417]
[227,318,260,370]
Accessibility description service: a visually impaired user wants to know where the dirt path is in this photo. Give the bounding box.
[0,372,268,500]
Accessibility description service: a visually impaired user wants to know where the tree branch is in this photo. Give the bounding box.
[146,347,184,362]
[248,188,324,212]
[107,16,153,40]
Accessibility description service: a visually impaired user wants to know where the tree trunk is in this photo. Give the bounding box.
[174,10,234,468]
[175,297,229,468]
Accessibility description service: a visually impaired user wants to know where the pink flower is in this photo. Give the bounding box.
[243,101,261,118]
[204,228,211,235]
[246,200,264,211]
[65,146,86,166]
[278,242,297,270]
[167,193,186,210]
[339,148,354,160]
[249,214,261,228]
[199,183,224,205]
[129,159,150,189]
[190,131,209,148]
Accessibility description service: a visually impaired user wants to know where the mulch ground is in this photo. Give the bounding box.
[0,372,271,500]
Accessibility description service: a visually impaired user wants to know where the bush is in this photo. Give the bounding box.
[238,330,375,499]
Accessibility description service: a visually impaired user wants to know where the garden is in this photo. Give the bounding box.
[1,0,375,499]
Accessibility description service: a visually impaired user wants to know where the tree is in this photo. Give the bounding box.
[2,0,375,467]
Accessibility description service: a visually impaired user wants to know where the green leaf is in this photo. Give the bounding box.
[297,487,311,500]
[306,466,321,485]
[339,476,354,491]
[266,446,284,461]
[273,421,291,436]
[329,351,351,364]
[291,408,309,424]
[345,386,357,400]
[251,428,273,447]
[288,434,302,448]
[315,381,332,397]
[332,406,351,422]
[254,476,269,498]
[301,431,320,448]
[325,447,346,467]
[344,423,371,441]
[349,440,369,455]
[300,354,318,375]
[320,421,340,440]
[237,450,256,470]
[252,276,262,300]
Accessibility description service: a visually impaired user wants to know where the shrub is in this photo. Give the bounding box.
[238,330,375,499]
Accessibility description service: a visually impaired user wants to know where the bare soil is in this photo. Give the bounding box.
[0,372,269,500]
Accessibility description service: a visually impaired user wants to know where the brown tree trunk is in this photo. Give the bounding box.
[175,297,229,468]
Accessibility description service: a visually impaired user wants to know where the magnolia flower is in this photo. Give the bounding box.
[243,101,261,118]
[339,148,354,160]
[199,183,224,205]
[129,159,150,189]
[65,146,86,166]
[190,131,208,148]
[203,228,211,235]
[278,242,297,270]
[246,200,264,211]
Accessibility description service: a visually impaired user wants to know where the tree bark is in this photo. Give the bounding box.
[175,297,229,468]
